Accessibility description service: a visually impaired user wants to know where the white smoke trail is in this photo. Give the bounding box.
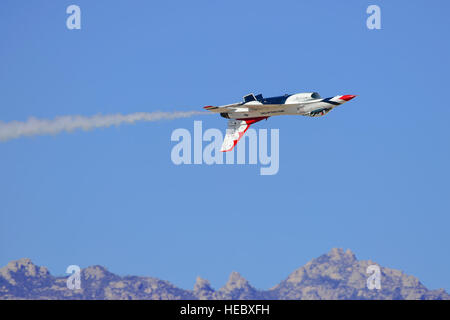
[0,111,208,142]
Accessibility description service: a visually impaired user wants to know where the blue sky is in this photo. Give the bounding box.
[1,0,450,292]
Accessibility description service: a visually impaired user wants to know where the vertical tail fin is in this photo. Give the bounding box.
[221,117,268,152]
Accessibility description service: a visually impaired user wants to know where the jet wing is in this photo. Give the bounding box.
[244,104,285,111]
[243,100,320,111]
[205,104,286,115]
[205,99,321,114]
[221,117,268,152]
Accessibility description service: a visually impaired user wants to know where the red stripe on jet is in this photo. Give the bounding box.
[221,117,269,152]
[339,95,357,101]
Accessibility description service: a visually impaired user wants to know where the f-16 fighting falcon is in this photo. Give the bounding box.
[204,92,356,152]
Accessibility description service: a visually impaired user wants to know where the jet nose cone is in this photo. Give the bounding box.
[339,95,357,101]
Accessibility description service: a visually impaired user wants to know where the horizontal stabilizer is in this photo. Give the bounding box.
[203,103,241,113]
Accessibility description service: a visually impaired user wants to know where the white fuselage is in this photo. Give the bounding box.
[225,92,349,119]
[204,92,357,152]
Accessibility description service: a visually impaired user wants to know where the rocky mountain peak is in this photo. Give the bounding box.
[327,248,357,262]
[194,276,214,292]
[224,271,249,290]
[0,258,49,279]
[1,252,448,300]
[82,265,112,281]
[215,271,264,299]
[193,276,215,300]
[283,248,357,285]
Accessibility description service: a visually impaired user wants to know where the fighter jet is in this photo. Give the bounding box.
[204,92,357,152]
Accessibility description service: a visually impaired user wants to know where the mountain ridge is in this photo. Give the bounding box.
[1,248,448,300]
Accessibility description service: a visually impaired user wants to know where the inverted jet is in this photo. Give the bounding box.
[204,92,356,152]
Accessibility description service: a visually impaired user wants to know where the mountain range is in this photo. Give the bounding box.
[1,248,448,300]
